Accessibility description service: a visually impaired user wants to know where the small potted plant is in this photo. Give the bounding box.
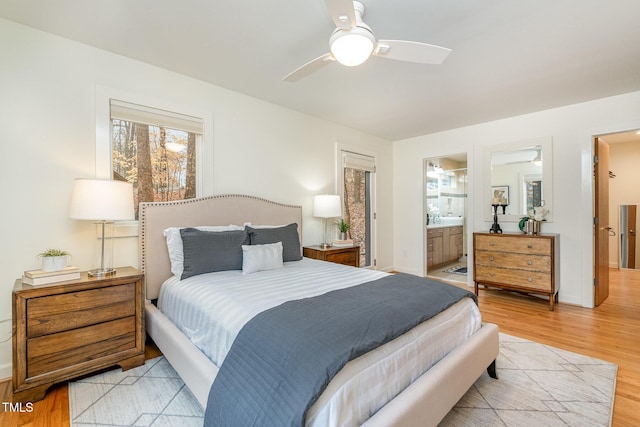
[38,249,71,272]
[334,219,351,240]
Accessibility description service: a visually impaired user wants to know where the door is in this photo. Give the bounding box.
[594,137,610,306]
[341,150,376,268]
[628,205,637,269]
[626,205,637,268]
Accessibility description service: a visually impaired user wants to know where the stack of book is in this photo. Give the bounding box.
[332,239,354,248]
[22,266,81,286]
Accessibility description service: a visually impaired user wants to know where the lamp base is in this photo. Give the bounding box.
[88,268,116,277]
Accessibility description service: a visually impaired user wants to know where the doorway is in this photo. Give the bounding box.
[594,129,640,306]
[423,154,468,284]
[341,150,376,268]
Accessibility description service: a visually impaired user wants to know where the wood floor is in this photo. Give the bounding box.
[1,268,638,426]
[477,267,640,427]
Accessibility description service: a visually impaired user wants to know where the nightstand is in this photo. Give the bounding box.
[12,266,145,402]
[303,245,360,267]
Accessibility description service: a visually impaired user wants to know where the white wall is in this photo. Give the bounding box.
[393,91,640,309]
[0,19,393,378]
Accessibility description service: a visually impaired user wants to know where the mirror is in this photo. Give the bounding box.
[619,205,638,269]
[484,137,553,222]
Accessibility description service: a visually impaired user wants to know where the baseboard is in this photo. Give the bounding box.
[0,363,11,382]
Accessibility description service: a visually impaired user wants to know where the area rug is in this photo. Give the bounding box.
[444,265,468,275]
[69,333,617,426]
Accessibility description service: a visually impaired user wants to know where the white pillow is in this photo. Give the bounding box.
[164,225,244,277]
[243,222,287,229]
[242,242,284,275]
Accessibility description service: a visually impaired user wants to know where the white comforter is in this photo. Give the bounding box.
[159,258,481,426]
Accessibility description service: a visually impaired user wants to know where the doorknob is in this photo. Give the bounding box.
[605,226,616,236]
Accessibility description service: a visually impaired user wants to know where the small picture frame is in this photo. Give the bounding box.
[492,185,510,205]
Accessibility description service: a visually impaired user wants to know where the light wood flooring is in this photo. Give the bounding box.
[1,268,639,426]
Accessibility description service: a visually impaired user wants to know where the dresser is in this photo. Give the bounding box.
[12,267,145,402]
[303,245,360,267]
[473,232,559,310]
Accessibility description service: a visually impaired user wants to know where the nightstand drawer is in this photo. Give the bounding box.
[26,283,136,337]
[27,316,136,378]
[326,250,358,266]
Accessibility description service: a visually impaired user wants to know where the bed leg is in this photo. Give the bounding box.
[487,359,498,379]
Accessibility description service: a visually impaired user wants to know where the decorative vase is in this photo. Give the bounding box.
[524,219,541,235]
[41,255,68,272]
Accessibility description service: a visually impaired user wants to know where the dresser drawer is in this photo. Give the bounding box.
[26,283,136,338]
[475,251,551,272]
[475,265,552,292]
[475,234,551,255]
[26,317,136,378]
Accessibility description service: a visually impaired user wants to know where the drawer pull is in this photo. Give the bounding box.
[489,242,495,246]
[489,273,494,277]
[527,244,533,248]
[527,260,533,265]
[527,277,533,282]
[489,256,494,261]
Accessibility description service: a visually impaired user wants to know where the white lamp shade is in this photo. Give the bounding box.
[313,195,342,218]
[69,179,135,221]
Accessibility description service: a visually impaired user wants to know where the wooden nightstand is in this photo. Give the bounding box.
[303,245,360,267]
[12,266,145,402]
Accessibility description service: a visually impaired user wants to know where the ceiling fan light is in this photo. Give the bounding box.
[330,28,375,67]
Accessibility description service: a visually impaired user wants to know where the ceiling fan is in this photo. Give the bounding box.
[282,0,451,82]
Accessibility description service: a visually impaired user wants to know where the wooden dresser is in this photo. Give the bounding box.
[303,245,360,267]
[12,267,145,402]
[473,232,560,310]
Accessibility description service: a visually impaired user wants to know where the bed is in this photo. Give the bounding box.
[139,194,499,426]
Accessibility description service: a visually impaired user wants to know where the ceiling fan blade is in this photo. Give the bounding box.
[374,40,451,64]
[282,53,336,82]
[325,0,356,30]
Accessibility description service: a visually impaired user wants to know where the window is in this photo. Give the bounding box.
[109,99,204,218]
[341,150,376,268]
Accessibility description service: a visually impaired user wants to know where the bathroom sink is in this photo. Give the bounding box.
[437,217,463,226]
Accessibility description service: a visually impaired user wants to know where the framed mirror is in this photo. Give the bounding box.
[483,137,553,222]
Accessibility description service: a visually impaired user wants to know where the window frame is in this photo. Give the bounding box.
[95,85,213,235]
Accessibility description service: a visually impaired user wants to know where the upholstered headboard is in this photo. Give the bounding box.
[139,194,303,300]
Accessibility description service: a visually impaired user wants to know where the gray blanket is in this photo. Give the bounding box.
[204,273,476,426]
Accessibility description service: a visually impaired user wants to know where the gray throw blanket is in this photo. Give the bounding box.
[204,273,476,426]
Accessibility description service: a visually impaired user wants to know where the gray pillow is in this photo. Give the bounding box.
[180,228,250,280]
[246,223,302,262]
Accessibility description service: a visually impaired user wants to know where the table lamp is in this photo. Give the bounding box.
[313,194,342,248]
[69,178,135,276]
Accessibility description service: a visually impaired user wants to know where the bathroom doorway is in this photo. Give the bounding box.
[423,154,468,284]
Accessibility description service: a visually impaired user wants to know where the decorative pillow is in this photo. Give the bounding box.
[242,242,284,274]
[180,228,250,280]
[164,225,244,277]
[246,223,302,262]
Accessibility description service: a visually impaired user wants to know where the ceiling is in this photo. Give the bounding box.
[2,0,640,141]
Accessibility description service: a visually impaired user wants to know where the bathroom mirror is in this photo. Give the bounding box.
[483,137,553,222]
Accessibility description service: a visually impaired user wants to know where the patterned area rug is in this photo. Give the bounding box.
[69,334,617,426]
[444,265,468,275]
